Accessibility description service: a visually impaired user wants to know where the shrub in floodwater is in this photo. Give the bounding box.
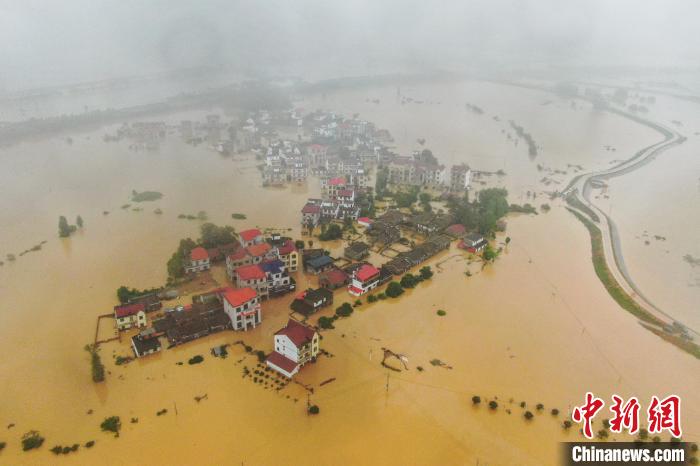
[188,355,204,365]
[519,401,526,408]
[335,302,353,317]
[597,429,609,439]
[156,409,167,416]
[51,445,62,455]
[472,396,481,405]
[639,428,649,440]
[488,401,498,410]
[308,405,320,415]
[21,431,44,451]
[652,436,661,443]
[562,420,572,430]
[256,350,266,363]
[386,281,404,298]
[62,446,71,454]
[524,411,534,420]
[100,416,121,436]
[244,345,253,353]
[536,403,544,411]
[318,316,335,329]
[85,440,95,448]
[437,310,446,316]
[551,408,559,416]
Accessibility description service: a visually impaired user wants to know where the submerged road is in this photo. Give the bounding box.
[562,113,696,336]
[498,79,698,338]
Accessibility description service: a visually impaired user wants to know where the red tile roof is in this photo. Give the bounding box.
[321,268,348,285]
[328,177,346,186]
[221,287,258,307]
[357,217,373,224]
[228,247,249,261]
[277,239,297,256]
[235,264,266,281]
[446,224,466,236]
[302,203,321,214]
[246,243,271,257]
[114,303,145,318]
[275,319,316,347]
[239,229,262,242]
[348,285,364,295]
[266,351,298,374]
[190,246,209,261]
[356,264,380,282]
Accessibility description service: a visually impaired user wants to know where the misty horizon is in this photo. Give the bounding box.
[2,0,700,92]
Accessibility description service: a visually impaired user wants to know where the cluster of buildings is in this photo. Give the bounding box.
[385,152,472,192]
[117,108,486,379]
[262,140,308,186]
[120,225,329,380]
[301,176,364,228]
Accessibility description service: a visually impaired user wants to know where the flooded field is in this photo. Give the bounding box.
[0,80,698,465]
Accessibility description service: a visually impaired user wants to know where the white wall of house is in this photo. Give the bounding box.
[223,298,261,331]
[116,311,147,330]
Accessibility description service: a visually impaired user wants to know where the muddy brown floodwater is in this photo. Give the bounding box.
[0,81,697,465]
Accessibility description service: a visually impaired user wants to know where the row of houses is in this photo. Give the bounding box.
[131,285,261,357]
[382,235,452,275]
[384,152,472,192]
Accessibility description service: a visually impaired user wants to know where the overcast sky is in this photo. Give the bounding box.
[1,0,699,91]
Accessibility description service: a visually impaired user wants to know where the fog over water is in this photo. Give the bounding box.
[2,0,700,92]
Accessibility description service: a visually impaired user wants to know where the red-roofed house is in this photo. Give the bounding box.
[357,217,373,228]
[239,228,263,247]
[445,224,466,237]
[114,303,147,331]
[301,202,321,228]
[234,264,268,298]
[246,243,275,263]
[185,247,211,273]
[226,247,252,279]
[348,264,381,296]
[220,287,261,331]
[266,319,319,378]
[334,189,355,207]
[319,268,350,290]
[325,176,347,198]
[277,239,299,272]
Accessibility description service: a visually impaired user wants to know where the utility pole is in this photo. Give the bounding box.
[385,371,390,407]
[306,392,310,415]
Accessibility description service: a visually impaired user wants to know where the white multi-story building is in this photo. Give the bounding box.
[450,163,472,191]
[184,247,210,273]
[266,319,320,378]
[221,287,261,331]
[114,303,147,331]
[348,264,381,296]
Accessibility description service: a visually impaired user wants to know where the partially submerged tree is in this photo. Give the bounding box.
[84,344,105,383]
[100,416,121,437]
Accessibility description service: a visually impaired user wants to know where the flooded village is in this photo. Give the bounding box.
[1,74,700,465]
